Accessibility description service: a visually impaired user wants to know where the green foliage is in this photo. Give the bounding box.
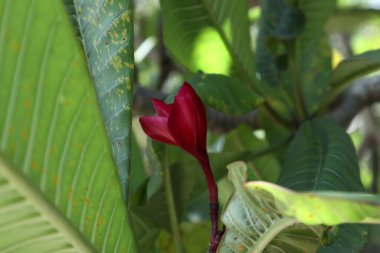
[247,182,380,225]
[219,162,322,253]
[64,0,134,199]
[278,118,368,252]
[279,118,364,191]
[0,0,136,252]
[160,0,255,83]
[2,0,380,252]
[331,49,380,90]
[187,73,263,115]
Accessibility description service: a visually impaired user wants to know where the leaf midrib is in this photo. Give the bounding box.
[0,155,97,253]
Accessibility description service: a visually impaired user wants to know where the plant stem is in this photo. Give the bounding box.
[198,158,225,253]
[163,147,185,253]
[263,102,293,130]
[289,40,308,120]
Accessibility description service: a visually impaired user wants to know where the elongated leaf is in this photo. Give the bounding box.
[0,1,136,252]
[218,162,321,253]
[64,0,134,199]
[247,181,380,225]
[331,49,380,91]
[278,117,367,253]
[188,73,263,115]
[160,0,255,82]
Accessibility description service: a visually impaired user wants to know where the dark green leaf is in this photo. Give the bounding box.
[279,117,364,191]
[64,0,134,199]
[278,117,367,253]
[187,73,263,115]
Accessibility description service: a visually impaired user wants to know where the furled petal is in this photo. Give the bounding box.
[176,82,207,150]
[139,116,176,145]
[152,98,172,117]
[168,83,208,159]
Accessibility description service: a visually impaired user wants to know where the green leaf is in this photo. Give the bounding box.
[0,1,136,252]
[246,181,380,225]
[278,117,367,252]
[188,73,263,115]
[256,0,335,113]
[279,117,364,191]
[64,0,134,199]
[218,162,322,253]
[160,0,255,83]
[331,49,380,91]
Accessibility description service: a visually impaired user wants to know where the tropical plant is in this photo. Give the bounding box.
[1,0,380,253]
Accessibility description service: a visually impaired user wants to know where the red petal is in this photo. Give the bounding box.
[168,83,208,159]
[152,99,172,117]
[179,82,207,153]
[139,116,176,145]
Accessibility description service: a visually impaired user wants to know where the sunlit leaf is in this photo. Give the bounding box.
[247,181,380,225]
[218,162,321,253]
[331,49,380,94]
[160,0,255,83]
[0,0,136,252]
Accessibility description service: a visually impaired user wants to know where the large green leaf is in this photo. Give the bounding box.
[218,162,322,253]
[278,117,363,191]
[160,0,255,83]
[187,73,263,115]
[331,49,380,91]
[278,117,367,252]
[247,181,380,225]
[0,1,136,252]
[64,0,134,199]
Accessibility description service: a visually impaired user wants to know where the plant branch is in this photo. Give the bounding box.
[327,75,380,128]
[289,40,308,120]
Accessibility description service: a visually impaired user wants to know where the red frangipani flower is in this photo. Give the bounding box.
[139,82,224,252]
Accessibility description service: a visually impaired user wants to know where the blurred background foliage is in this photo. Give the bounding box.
[130,0,380,252]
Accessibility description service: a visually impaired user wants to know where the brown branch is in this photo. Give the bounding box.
[133,75,380,132]
[327,75,380,128]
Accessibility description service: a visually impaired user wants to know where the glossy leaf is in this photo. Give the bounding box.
[187,73,263,115]
[218,162,321,253]
[246,181,380,225]
[160,0,255,82]
[0,1,136,252]
[64,0,134,199]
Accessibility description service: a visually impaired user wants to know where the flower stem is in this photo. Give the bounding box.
[199,158,225,252]
[163,147,185,253]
